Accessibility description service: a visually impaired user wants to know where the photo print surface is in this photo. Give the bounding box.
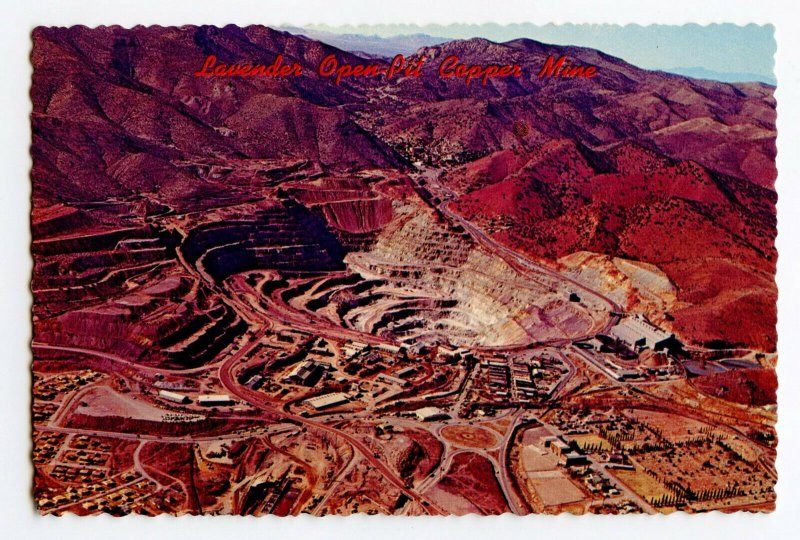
[30,24,777,516]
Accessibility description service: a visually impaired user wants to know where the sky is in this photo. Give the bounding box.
[306,23,776,84]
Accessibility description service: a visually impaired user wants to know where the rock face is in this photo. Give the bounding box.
[558,251,677,320]
[287,204,608,347]
[31,25,777,357]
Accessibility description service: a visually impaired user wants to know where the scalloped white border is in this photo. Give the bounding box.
[3,1,798,539]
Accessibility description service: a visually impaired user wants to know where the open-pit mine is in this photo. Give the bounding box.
[31,25,777,516]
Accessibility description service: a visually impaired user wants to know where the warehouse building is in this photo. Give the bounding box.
[304,392,350,411]
[377,373,410,387]
[609,315,683,354]
[283,360,325,387]
[158,390,190,404]
[414,407,451,422]
[197,394,234,406]
[395,366,417,378]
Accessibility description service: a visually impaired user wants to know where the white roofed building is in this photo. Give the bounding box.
[414,407,450,422]
[609,315,683,353]
[158,390,190,404]
[197,394,234,406]
[304,392,350,410]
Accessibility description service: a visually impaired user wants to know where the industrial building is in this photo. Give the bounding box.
[364,353,382,366]
[609,314,683,354]
[543,436,571,455]
[414,407,451,422]
[561,451,589,467]
[395,366,417,378]
[248,375,264,390]
[543,435,590,466]
[614,369,642,381]
[341,341,367,358]
[283,360,325,386]
[512,363,535,389]
[158,390,190,404]
[197,394,234,406]
[485,361,510,389]
[304,392,350,410]
[438,346,457,357]
[377,373,410,387]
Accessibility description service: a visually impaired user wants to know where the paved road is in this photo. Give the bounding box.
[496,409,529,514]
[32,342,225,376]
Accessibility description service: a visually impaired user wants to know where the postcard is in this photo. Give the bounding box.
[30,22,777,516]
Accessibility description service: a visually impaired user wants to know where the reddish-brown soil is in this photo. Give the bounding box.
[441,425,499,449]
[436,452,509,515]
[65,413,256,437]
[692,368,777,406]
[139,442,205,513]
[402,429,445,480]
[452,141,776,351]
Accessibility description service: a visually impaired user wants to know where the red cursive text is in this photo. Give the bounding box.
[438,55,522,85]
[194,54,302,77]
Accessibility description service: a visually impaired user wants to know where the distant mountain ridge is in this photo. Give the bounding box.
[278,26,449,57]
[664,66,775,85]
[283,26,775,85]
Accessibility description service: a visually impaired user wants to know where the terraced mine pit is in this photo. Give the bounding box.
[275,203,609,348]
[32,204,252,369]
[181,201,348,283]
